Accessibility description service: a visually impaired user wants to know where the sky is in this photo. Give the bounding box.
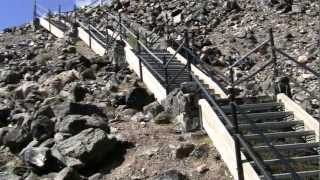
[0,0,77,30]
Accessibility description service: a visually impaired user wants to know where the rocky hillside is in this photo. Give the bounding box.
[104,0,320,119]
[0,14,228,180]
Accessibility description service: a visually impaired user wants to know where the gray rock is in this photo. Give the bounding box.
[0,171,22,180]
[53,128,118,166]
[153,111,172,124]
[131,112,149,122]
[53,101,106,118]
[175,114,200,132]
[14,82,39,99]
[54,133,72,142]
[31,115,55,141]
[0,127,10,145]
[3,127,32,153]
[88,173,103,180]
[162,89,200,132]
[115,106,138,121]
[190,144,209,158]
[54,167,81,180]
[56,115,109,135]
[0,105,11,125]
[21,147,63,173]
[172,143,195,159]
[81,68,96,80]
[162,89,199,117]
[143,101,164,117]
[35,105,55,119]
[51,148,84,169]
[0,70,22,84]
[155,169,187,180]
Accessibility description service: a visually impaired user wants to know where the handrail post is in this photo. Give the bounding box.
[163,56,169,94]
[58,4,61,20]
[33,0,37,21]
[48,9,52,32]
[73,4,77,24]
[119,12,123,41]
[145,32,148,47]
[229,67,244,180]
[184,29,192,81]
[88,19,92,48]
[106,13,109,44]
[269,28,278,99]
[137,32,143,81]
[165,14,170,48]
[32,0,39,31]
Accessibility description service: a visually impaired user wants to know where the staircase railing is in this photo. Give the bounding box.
[191,73,275,180]
[103,11,196,94]
[227,28,320,180]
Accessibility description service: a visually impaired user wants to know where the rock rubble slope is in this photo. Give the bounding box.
[0,9,229,180]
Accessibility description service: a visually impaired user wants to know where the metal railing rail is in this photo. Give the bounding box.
[276,49,320,79]
[77,20,106,46]
[168,36,230,91]
[233,58,274,86]
[230,39,270,68]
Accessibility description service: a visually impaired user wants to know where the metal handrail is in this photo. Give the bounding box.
[230,39,270,69]
[276,48,320,79]
[164,40,186,68]
[90,25,106,39]
[105,12,164,65]
[169,37,230,89]
[233,58,274,86]
[168,64,188,85]
[138,55,166,83]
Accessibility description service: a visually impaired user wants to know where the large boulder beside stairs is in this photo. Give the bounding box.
[53,128,118,166]
[161,83,200,132]
[125,87,155,110]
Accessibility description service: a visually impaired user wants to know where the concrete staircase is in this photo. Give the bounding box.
[218,97,320,179]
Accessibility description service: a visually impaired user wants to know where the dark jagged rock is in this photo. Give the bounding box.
[0,70,22,84]
[21,147,64,174]
[53,101,107,118]
[0,127,10,145]
[53,128,118,166]
[172,143,195,159]
[143,101,164,118]
[35,105,55,119]
[0,105,11,126]
[125,87,155,110]
[153,111,172,124]
[31,115,55,141]
[72,84,88,102]
[3,127,33,153]
[56,115,109,135]
[80,68,96,80]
